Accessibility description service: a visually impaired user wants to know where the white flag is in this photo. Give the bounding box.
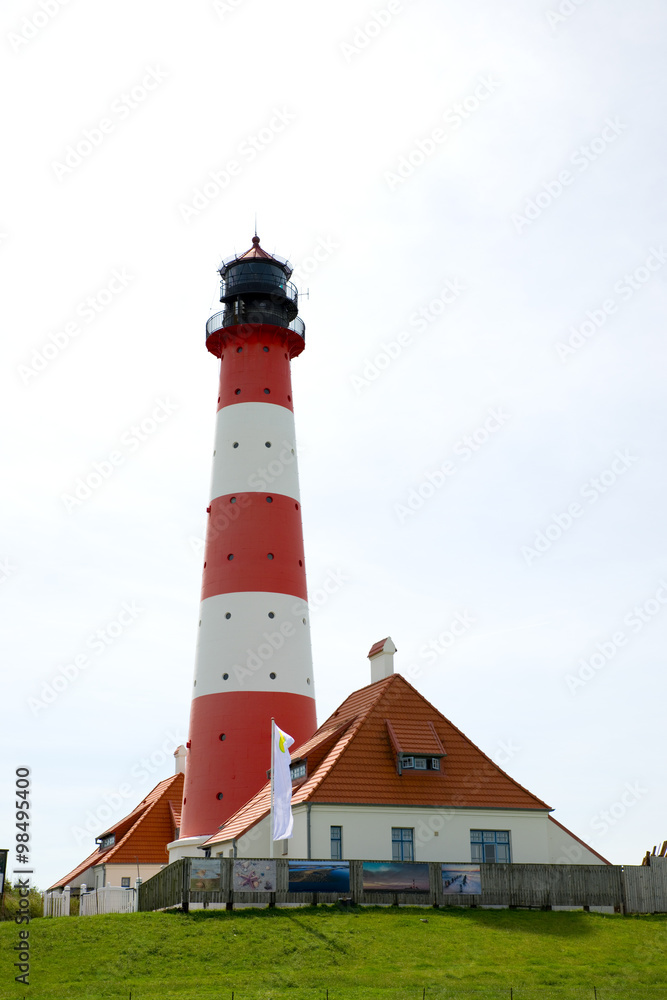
[271,722,295,841]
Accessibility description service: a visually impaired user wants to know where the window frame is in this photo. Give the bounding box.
[392,827,414,862]
[330,825,342,860]
[470,829,511,863]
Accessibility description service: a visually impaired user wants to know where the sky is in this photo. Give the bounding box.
[2,0,666,892]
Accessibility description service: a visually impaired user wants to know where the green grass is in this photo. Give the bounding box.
[2,906,667,1000]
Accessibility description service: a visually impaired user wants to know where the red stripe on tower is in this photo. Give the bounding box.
[178,236,317,845]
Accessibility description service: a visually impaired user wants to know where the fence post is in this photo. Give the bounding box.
[80,884,87,916]
[63,884,71,917]
[135,878,142,913]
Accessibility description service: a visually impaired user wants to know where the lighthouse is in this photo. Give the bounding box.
[177,236,318,849]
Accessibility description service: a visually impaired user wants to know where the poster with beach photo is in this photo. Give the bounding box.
[233,859,277,892]
[441,864,481,894]
[189,859,221,891]
[362,861,430,892]
[288,860,350,893]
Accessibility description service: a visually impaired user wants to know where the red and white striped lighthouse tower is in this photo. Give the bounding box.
[177,236,317,847]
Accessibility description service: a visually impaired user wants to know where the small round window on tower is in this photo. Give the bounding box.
[264,388,270,394]
[235,388,241,395]
[267,553,274,560]
[263,346,269,353]
[222,673,229,680]
[269,672,276,680]
[265,442,271,448]
[268,612,275,619]
[217,792,224,800]
[227,553,234,560]
[266,496,273,503]
[233,442,239,448]
[225,612,231,620]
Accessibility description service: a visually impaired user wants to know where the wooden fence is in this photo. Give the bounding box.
[138,858,667,914]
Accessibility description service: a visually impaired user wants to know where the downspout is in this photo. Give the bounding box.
[232,838,237,859]
[307,804,312,860]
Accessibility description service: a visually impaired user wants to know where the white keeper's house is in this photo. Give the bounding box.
[170,639,608,867]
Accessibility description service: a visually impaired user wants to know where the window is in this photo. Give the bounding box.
[121,877,131,888]
[97,834,115,851]
[331,825,342,860]
[401,755,441,771]
[470,830,511,863]
[392,827,414,862]
[290,762,306,780]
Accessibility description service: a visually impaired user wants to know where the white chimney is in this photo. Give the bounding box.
[174,745,187,775]
[368,637,396,683]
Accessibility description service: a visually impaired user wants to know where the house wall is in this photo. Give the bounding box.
[103,864,165,887]
[305,805,553,863]
[212,805,605,865]
[547,818,606,865]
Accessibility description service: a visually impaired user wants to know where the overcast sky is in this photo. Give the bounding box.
[2,0,666,891]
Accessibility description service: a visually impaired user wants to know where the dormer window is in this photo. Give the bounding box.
[97,834,115,851]
[290,762,306,780]
[400,754,442,772]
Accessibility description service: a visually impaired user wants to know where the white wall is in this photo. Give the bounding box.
[104,864,164,887]
[209,805,605,866]
[213,804,605,865]
[546,818,607,865]
[306,805,552,863]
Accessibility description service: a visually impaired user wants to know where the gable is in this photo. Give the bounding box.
[309,675,551,810]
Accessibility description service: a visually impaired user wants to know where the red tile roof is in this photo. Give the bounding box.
[205,674,551,847]
[49,773,183,889]
[386,719,445,756]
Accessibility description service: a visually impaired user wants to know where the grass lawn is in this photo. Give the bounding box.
[1,906,666,1000]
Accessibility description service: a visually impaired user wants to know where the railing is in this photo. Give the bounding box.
[222,275,298,305]
[206,310,305,341]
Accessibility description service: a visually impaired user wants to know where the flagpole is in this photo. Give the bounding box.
[269,717,275,859]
